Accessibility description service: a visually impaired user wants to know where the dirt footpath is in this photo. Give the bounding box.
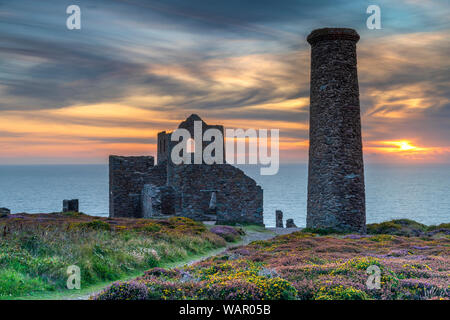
[76,226,302,299]
[242,227,302,244]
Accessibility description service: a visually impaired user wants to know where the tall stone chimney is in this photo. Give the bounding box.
[306,28,366,233]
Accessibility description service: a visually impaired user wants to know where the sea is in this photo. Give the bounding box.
[0,164,449,227]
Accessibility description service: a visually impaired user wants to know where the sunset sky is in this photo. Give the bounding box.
[0,0,449,164]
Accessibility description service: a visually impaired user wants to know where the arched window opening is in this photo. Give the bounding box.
[187,138,195,153]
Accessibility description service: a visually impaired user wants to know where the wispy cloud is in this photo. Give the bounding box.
[0,0,448,163]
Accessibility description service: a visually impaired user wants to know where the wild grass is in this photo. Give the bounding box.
[0,214,231,299]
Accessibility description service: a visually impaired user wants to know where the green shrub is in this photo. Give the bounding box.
[392,219,427,230]
[94,281,149,300]
[76,220,111,231]
[427,223,450,231]
[315,285,369,300]
[20,235,48,255]
[367,219,429,236]
[301,227,346,235]
[367,221,402,234]
[0,269,50,297]
[369,234,395,242]
[140,223,162,233]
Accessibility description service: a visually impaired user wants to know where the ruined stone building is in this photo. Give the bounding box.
[109,114,264,225]
[306,28,366,233]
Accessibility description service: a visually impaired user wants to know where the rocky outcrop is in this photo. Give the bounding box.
[286,219,297,228]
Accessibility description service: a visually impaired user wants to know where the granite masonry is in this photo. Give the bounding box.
[275,210,283,228]
[109,115,264,225]
[306,28,366,233]
[63,199,79,213]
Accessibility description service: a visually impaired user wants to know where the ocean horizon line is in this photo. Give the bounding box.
[0,162,449,166]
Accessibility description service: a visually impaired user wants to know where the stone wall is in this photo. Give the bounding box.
[63,199,79,212]
[157,114,225,166]
[109,155,166,218]
[169,164,264,225]
[157,131,170,164]
[306,28,366,233]
[141,184,179,217]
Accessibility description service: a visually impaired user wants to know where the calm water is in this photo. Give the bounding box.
[0,164,449,227]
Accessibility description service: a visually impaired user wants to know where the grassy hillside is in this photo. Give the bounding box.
[0,213,232,299]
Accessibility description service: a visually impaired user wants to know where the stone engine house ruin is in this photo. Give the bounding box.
[109,114,264,225]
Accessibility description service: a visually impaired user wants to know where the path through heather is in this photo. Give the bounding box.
[72,227,301,300]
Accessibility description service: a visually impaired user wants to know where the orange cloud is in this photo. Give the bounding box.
[0,30,449,164]
[364,140,450,163]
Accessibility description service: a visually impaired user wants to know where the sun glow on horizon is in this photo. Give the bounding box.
[394,141,419,151]
[372,140,429,153]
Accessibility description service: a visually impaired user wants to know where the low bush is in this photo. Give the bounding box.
[367,219,449,237]
[76,220,111,231]
[210,225,243,242]
[94,281,149,300]
[314,285,369,300]
[301,227,346,235]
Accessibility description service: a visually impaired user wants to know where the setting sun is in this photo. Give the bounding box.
[394,141,418,151]
[376,140,429,153]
